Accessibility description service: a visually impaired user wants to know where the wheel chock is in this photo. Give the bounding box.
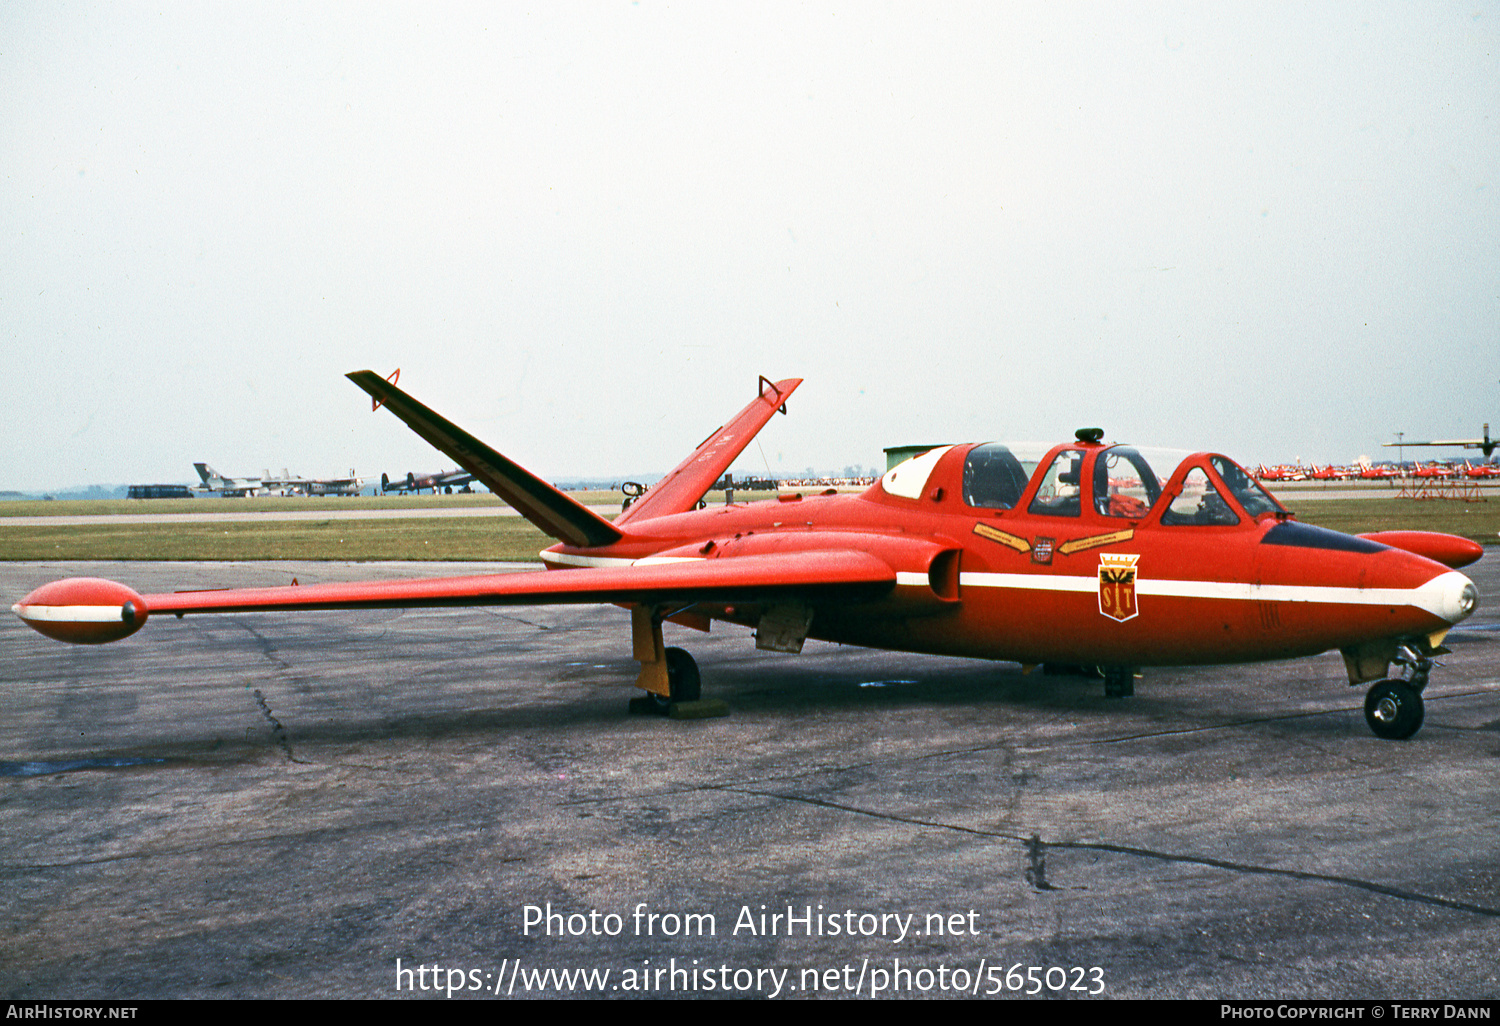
[628,696,731,719]
[667,699,730,720]
[628,695,659,715]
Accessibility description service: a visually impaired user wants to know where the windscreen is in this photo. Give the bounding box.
[1212,456,1286,518]
[962,444,1031,509]
[1093,447,1163,518]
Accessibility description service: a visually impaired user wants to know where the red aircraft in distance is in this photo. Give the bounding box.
[14,373,1484,741]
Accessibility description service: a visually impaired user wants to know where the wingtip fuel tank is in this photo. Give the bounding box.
[13,578,148,644]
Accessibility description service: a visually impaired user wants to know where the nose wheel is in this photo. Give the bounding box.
[1363,679,1424,740]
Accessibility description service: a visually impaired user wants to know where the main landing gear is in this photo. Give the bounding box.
[627,606,722,718]
[1362,645,1433,741]
[1102,666,1137,699]
[627,646,715,717]
[1040,663,1138,698]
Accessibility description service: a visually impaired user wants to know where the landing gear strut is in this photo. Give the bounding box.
[628,606,715,716]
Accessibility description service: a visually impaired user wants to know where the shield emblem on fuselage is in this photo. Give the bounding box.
[1098,553,1140,622]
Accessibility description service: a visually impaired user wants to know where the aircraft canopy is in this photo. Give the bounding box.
[884,443,1286,525]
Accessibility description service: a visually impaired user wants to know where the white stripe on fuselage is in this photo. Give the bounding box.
[958,570,1470,620]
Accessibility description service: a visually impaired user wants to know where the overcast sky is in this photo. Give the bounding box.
[2,2,1496,491]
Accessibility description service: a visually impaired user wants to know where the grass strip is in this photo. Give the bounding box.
[0,497,1493,562]
[0,517,555,562]
[1289,498,1499,545]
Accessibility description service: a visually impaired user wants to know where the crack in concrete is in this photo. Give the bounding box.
[249,687,302,763]
[713,784,1500,919]
[479,610,555,631]
[232,622,307,763]
[1024,833,1055,891]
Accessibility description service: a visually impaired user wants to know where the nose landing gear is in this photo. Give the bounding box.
[1364,679,1424,740]
[1362,644,1435,740]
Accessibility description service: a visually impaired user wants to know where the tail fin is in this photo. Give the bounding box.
[347,371,623,549]
[615,375,802,525]
[193,463,214,484]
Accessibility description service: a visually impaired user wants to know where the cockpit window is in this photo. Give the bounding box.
[1028,448,1086,517]
[963,443,1030,510]
[1211,456,1285,518]
[1161,467,1239,525]
[1093,447,1162,519]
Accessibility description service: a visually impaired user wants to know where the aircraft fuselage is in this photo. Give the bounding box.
[541,442,1475,671]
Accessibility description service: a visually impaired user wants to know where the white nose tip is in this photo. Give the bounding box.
[1416,570,1478,624]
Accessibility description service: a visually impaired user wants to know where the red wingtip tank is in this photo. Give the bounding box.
[11,578,148,644]
[1357,531,1485,570]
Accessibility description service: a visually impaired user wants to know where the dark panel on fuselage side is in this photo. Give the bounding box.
[1260,522,1389,555]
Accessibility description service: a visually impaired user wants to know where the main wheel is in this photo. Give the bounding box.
[1103,667,1135,698]
[636,645,699,708]
[1364,679,1424,740]
[664,647,701,702]
[630,648,703,715]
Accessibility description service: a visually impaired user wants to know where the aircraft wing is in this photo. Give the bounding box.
[15,551,897,643]
[615,377,802,526]
[1383,425,1494,456]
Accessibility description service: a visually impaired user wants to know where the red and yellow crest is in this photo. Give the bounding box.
[1098,553,1139,622]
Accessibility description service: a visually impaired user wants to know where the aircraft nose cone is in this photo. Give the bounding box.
[1418,570,1478,625]
[1456,579,1479,621]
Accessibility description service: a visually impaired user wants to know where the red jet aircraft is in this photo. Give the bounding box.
[14,373,1484,740]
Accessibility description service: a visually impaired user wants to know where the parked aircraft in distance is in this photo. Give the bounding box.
[381,469,476,494]
[193,464,364,497]
[264,469,366,496]
[1356,458,1401,481]
[192,463,264,497]
[1254,464,1307,482]
[19,373,1482,741]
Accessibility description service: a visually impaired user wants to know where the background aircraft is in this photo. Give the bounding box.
[1386,423,1497,459]
[194,464,364,497]
[380,469,476,494]
[19,373,1481,741]
[191,463,263,497]
[264,469,366,496]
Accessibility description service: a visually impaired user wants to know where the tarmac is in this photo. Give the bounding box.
[2,555,1497,1000]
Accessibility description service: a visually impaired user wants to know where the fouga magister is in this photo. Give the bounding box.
[14,372,1483,740]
